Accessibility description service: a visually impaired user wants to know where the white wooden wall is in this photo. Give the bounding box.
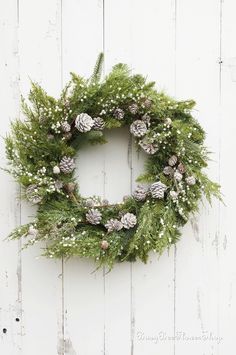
[0,1,235,354]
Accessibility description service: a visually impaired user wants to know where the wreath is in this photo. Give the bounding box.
[6,54,221,269]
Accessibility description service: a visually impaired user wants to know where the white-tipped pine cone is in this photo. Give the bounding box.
[139,137,158,155]
[114,108,125,120]
[163,166,174,176]
[26,184,43,204]
[61,121,71,133]
[168,155,178,166]
[121,213,137,229]
[170,190,179,201]
[75,113,94,132]
[86,208,102,225]
[150,181,167,199]
[129,103,139,114]
[174,171,183,181]
[141,113,151,127]
[59,156,75,174]
[28,225,38,238]
[93,117,105,130]
[143,98,152,108]
[85,198,95,208]
[165,117,172,126]
[105,219,123,232]
[130,120,147,137]
[185,176,196,186]
[177,163,186,174]
[133,185,148,201]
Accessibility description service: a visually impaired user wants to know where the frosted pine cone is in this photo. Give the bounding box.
[85,198,95,208]
[59,156,75,174]
[28,225,38,238]
[165,117,172,126]
[168,155,178,166]
[93,117,105,131]
[54,180,63,190]
[141,114,151,127]
[129,103,139,114]
[114,108,125,120]
[174,171,183,181]
[121,213,137,229]
[133,185,148,201]
[139,137,158,155]
[177,163,186,174]
[150,181,167,199]
[86,209,102,225]
[105,219,123,232]
[185,176,196,186]
[75,113,94,132]
[163,166,174,176]
[130,120,147,137]
[26,184,43,204]
[170,190,179,201]
[61,121,71,133]
[143,98,152,108]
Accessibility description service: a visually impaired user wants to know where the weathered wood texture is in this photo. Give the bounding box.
[0,1,234,354]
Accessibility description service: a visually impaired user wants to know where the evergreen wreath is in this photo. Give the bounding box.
[6,53,221,269]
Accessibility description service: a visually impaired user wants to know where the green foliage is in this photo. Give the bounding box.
[5,54,221,269]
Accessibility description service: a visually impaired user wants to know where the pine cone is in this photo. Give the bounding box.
[64,132,72,141]
[150,181,167,199]
[101,240,109,250]
[59,156,75,174]
[141,114,151,127]
[54,180,63,190]
[130,120,147,137]
[101,199,109,206]
[133,185,148,201]
[163,166,174,176]
[28,225,38,238]
[143,98,152,108]
[177,163,186,174]
[26,184,43,204]
[174,171,183,181]
[85,198,95,208]
[121,213,137,229]
[129,103,139,114]
[61,121,71,133]
[105,219,123,232]
[75,113,94,132]
[170,190,178,201]
[64,182,76,193]
[165,117,172,126]
[114,108,125,120]
[139,137,158,155]
[86,209,102,225]
[168,155,178,166]
[93,117,105,130]
[185,176,196,186]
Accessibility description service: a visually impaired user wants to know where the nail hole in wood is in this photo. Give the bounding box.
[15,318,20,322]
[2,328,7,334]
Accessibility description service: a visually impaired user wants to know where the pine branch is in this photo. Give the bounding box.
[90,52,104,84]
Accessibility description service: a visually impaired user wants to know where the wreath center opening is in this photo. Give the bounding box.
[76,126,146,204]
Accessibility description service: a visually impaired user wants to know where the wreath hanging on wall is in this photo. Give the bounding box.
[6,54,221,268]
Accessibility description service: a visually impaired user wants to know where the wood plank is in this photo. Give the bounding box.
[218,0,236,352]
[0,1,22,354]
[174,1,222,354]
[104,1,176,354]
[18,1,64,354]
[62,1,105,354]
